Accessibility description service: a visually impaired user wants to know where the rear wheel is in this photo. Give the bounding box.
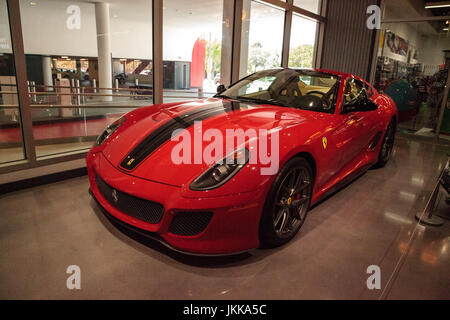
[259,157,313,248]
[376,119,395,168]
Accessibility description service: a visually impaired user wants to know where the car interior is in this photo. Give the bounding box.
[237,70,338,112]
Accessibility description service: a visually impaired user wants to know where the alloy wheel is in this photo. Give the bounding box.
[272,166,312,238]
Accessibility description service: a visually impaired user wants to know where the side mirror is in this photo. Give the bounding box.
[217,84,226,94]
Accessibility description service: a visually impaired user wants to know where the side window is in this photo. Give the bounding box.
[343,78,364,104]
[343,78,373,103]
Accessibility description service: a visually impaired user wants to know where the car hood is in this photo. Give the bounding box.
[101,98,325,187]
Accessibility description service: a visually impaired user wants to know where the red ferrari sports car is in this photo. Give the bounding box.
[87,68,397,255]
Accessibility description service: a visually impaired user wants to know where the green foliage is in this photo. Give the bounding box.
[203,40,314,78]
[205,39,222,76]
[288,45,314,68]
[247,42,281,74]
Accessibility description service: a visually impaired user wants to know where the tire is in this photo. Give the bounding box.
[259,157,313,248]
[375,119,395,168]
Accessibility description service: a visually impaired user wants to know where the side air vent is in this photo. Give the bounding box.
[169,212,213,236]
[369,131,382,149]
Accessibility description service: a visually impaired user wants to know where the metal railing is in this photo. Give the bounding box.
[0,82,216,109]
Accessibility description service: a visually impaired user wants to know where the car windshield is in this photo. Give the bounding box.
[216,69,339,113]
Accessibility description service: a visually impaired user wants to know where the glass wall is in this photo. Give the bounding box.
[288,13,318,68]
[374,20,450,139]
[0,0,325,171]
[241,0,285,76]
[0,0,25,164]
[293,0,321,15]
[162,0,223,102]
[19,0,152,158]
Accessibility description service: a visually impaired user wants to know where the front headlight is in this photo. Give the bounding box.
[190,148,250,191]
[95,116,125,147]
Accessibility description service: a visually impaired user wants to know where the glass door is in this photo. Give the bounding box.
[0,0,25,164]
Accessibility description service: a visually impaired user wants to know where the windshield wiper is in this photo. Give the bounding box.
[236,96,286,107]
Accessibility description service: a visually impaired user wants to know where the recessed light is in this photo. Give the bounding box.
[425,1,450,9]
[30,2,37,6]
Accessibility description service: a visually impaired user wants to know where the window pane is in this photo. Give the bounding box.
[0,0,25,164]
[242,0,285,76]
[374,22,450,137]
[163,0,223,102]
[293,0,321,15]
[220,69,338,113]
[19,0,152,158]
[288,13,318,68]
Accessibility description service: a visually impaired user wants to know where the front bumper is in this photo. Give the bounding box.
[86,150,265,255]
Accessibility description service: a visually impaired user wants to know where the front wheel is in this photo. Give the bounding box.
[376,119,395,168]
[259,157,313,248]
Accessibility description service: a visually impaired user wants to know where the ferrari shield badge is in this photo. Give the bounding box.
[322,137,327,149]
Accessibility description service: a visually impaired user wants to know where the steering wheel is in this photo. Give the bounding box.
[306,91,330,108]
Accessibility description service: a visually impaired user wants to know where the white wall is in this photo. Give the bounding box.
[383,0,450,75]
[163,0,223,61]
[20,0,98,57]
[0,0,12,54]
[16,0,224,62]
[18,0,154,59]
[383,22,450,74]
[420,34,450,67]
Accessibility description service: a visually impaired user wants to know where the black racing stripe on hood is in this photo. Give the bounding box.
[120,100,246,171]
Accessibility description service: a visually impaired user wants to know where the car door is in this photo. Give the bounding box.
[333,78,378,170]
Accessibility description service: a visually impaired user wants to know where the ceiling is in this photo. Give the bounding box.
[423,0,450,32]
[385,0,449,35]
[423,0,450,16]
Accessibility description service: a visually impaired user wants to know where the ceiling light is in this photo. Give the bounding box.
[443,28,449,31]
[425,1,450,9]
[30,2,37,6]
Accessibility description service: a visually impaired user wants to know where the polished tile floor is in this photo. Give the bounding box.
[0,133,449,299]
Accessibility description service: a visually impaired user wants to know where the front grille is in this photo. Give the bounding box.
[169,212,213,236]
[95,174,164,224]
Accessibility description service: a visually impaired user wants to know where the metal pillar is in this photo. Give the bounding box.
[435,66,450,137]
[6,0,36,162]
[281,0,293,68]
[152,0,163,104]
